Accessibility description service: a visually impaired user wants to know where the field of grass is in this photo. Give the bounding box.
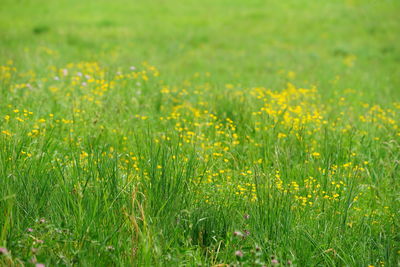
[1,0,400,266]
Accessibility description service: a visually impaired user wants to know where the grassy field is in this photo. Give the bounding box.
[1,0,400,266]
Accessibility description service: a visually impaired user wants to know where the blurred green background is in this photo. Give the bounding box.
[1,0,399,100]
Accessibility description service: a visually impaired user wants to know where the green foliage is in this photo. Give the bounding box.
[0,0,400,266]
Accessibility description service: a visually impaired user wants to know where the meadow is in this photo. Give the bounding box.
[0,0,399,266]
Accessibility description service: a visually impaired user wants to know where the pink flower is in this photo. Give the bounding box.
[0,247,8,254]
[36,263,45,267]
[271,259,279,265]
[235,250,244,257]
[27,228,34,232]
[233,231,243,237]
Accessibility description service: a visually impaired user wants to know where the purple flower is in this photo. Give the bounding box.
[0,247,8,254]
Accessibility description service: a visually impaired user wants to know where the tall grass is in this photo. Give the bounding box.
[0,61,399,266]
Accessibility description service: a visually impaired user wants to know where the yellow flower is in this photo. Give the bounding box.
[278,133,287,139]
[1,130,12,136]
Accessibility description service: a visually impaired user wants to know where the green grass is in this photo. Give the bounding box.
[0,0,399,266]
